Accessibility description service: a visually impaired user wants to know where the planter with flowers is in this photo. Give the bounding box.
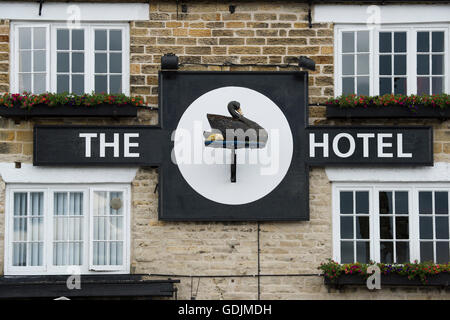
[319,260,450,289]
[326,94,450,119]
[0,93,146,118]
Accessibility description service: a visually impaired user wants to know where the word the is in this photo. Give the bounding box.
[79,133,140,158]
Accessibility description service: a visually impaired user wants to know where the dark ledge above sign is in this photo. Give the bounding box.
[326,104,450,119]
[0,103,141,118]
[0,275,179,299]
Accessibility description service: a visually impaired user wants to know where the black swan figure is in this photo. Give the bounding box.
[204,101,268,149]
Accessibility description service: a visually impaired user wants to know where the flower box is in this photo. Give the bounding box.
[0,103,140,118]
[324,273,450,289]
[326,104,450,119]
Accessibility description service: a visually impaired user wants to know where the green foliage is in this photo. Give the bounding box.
[318,259,450,284]
[326,93,450,110]
[0,92,145,109]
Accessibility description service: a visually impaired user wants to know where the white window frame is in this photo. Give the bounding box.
[332,182,450,264]
[334,23,450,96]
[10,22,130,95]
[4,184,131,275]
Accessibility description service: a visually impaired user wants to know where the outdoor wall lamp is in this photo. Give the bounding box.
[161,53,179,70]
[298,56,316,71]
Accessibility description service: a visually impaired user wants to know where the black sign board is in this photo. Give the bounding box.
[33,71,435,221]
[307,126,433,165]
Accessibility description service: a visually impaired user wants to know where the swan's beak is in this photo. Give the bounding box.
[205,133,224,142]
[237,108,243,115]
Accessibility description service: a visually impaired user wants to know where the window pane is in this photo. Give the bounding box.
[432,55,444,75]
[396,217,409,239]
[13,243,26,266]
[110,192,123,215]
[110,75,122,94]
[19,27,31,49]
[394,55,406,75]
[57,75,69,93]
[380,242,393,263]
[340,191,353,214]
[380,217,393,239]
[110,30,122,51]
[19,51,31,72]
[395,191,408,214]
[417,32,429,52]
[379,55,391,75]
[72,53,84,73]
[417,55,429,75]
[33,28,46,50]
[341,241,354,263]
[12,192,44,267]
[92,191,124,266]
[419,192,432,214]
[340,216,353,239]
[435,217,449,240]
[432,32,444,52]
[394,32,407,53]
[33,50,46,72]
[72,29,84,50]
[356,242,370,263]
[435,192,448,215]
[357,77,369,95]
[93,242,106,265]
[95,75,107,93]
[342,55,354,75]
[356,191,369,214]
[342,78,354,95]
[417,77,430,95]
[379,191,392,214]
[72,75,84,95]
[30,193,43,216]
[57,52,69,73]
[357,31,369,52]
[54,192,68,215]
[356,216,369,239]
[420,216,433,239]
[342,32,354,53]
[396,242,409,263]
[109,242,123,265]
[394,77,406,95]
[357,54,369,74]
[420,242,433,262]
[95,30,107,50]
[13,217,27,241]
[57,29,70,50]
[379,32,391,53]
[33,73,46,94]
[436,242,449,263]
[110,53,122,73]
[432,77,443,94]
[95,53,107,73]
[14,193,27,216]
[379,78,391,95]
[19,74,31,93]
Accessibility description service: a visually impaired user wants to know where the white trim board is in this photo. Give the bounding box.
[0,2,149,21]
[325,162,450,183]
[0,163,138,184]
[314,4,450,24]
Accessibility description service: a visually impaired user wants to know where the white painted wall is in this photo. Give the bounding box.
[0,163,138,184]
[0,1,149,21]
[326,162,450,182]
[314,4,450,24]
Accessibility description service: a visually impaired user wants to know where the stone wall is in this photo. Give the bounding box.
[0,0,448,300]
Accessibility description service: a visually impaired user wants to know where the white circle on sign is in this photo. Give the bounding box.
[173,86,293,205]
